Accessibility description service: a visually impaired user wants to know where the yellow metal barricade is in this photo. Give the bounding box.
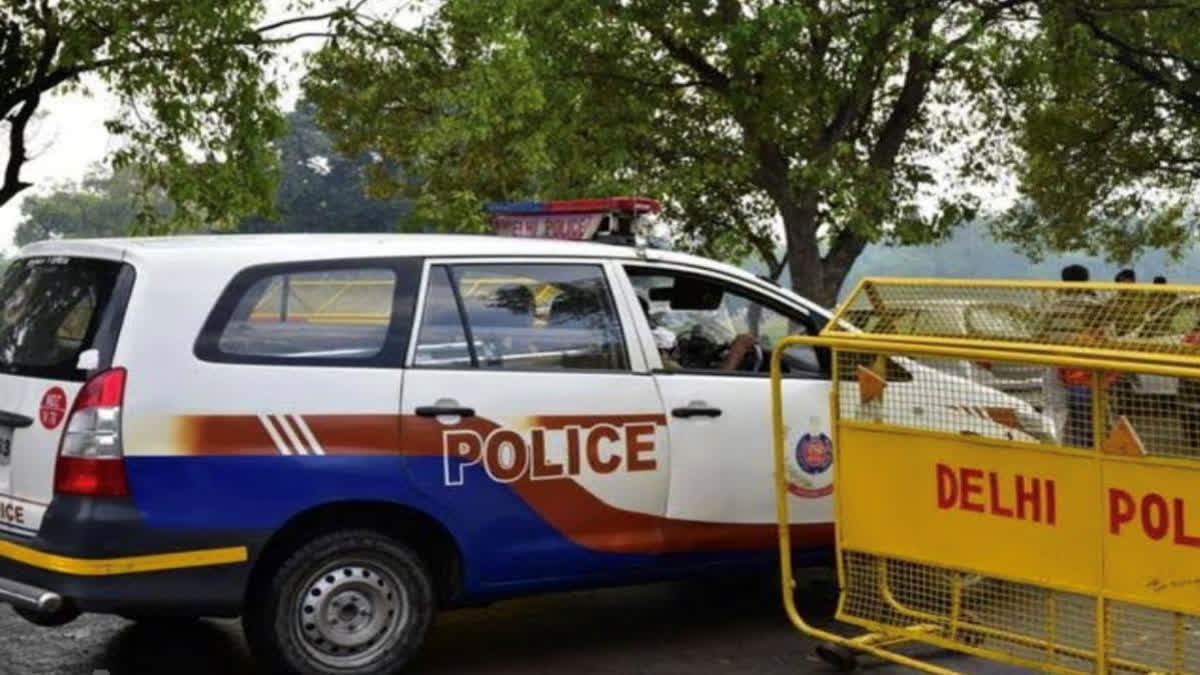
[772,277,1200,674]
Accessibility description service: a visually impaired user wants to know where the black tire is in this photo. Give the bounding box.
[243,529,436,675]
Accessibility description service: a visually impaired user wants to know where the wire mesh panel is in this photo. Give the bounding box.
[775,281,1200,673]
[826,340,1200,672]
[841,552,1098,673]
[829,278,1200,361]
[836,350,1058,444]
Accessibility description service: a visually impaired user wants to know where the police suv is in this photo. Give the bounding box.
[0,198,1052,674]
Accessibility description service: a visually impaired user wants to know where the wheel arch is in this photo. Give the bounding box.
[245,500,466,609]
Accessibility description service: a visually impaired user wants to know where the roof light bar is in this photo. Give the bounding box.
[484,196,662,246]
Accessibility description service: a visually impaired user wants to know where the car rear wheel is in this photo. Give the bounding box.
[244,529,435,675]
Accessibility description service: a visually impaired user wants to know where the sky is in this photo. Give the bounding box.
[0,0,427,253]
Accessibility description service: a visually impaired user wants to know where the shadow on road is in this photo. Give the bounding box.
[92,619,255,675]
[406,569,842,674]
[79,568,842,675]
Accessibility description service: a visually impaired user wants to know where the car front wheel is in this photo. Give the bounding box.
[244,529,435,675]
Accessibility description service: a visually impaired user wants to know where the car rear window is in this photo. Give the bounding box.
[0,256,125,380]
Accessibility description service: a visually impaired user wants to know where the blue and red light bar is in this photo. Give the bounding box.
[485,196,661,243]
[483,196,662,216]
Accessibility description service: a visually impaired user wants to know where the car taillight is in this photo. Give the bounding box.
[54,368,129,497]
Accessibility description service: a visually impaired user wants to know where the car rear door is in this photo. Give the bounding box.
[0,254,134,538]
[399,258,671,584]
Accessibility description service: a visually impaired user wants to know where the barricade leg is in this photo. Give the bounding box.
[771,339,958,675]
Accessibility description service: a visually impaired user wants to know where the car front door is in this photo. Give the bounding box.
[399,259,672,585]
[615,263,835,556]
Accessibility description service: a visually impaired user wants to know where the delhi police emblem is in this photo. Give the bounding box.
[787,432,834,498]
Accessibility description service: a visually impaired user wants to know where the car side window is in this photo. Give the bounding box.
[213,267,397,360]
[625,266,824,377]
[412,267,473,367]
[412,263,629,371]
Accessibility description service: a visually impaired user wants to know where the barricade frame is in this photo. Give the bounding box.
[770,331,1200,674]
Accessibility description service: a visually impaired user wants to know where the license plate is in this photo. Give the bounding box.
[0,427,11,466]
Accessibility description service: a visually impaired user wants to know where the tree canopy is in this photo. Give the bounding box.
[992,1,1200,265]
[14,166,167,245]
[13,102,412,246]
[303,0,1031,305]
[305,0,1200,305]
[0,0,352,231]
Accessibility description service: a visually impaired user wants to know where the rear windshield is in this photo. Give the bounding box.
[0,256,124,380]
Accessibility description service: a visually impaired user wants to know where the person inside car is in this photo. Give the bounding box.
[637,295,683,370]
[638,294,760,372]
[721,333,761,371]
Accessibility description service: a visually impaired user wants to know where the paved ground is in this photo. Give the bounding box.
[0,569,1025,675]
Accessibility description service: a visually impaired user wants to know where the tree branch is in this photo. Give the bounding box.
[255,9,346,34]
[1069,7,1196,66]
[0,30,56,207]
[869,15,936,171]
[814,10,945,298]
[933,0,1034,70]
[0,100,37,205]
[1073,7,1200,106]
[565,69,705,91]
[0,21,23,97]
[821,227,868,293]
[617,6,731,93]
[751,138,797,211]
[747,232,782,280]
[259,32,337,45]
[818,12,902,153]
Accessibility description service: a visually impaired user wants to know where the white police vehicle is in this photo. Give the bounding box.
[0,197,1052,674]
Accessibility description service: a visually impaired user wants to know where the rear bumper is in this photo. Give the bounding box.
[0,496,257,617]
[0,546,250,616]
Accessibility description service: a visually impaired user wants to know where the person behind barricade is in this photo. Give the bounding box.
[1144,274,1178,320]
[1103,268,1147,336]
[1036,265,1118,447]
[1175,311,1200,453]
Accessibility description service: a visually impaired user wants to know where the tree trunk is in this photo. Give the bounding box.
[778,207,866,311]
[779,195,833,308]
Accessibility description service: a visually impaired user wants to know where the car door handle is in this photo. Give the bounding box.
[415,406,476,418]
[671,406,722,419]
